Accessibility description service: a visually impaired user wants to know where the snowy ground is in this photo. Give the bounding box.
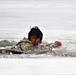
[0,58,76,74]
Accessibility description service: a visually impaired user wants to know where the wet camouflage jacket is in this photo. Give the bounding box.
[16,37,53,51]
[16,37,38,51]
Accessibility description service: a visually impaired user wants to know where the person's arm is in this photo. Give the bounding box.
[51,41,62,48]
[46,41,62,48]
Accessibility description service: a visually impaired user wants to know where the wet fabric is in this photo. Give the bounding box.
[16,37,38,51]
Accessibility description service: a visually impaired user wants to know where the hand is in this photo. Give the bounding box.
[52,41,62,48]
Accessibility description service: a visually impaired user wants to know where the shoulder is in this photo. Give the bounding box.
[21,37,31,43]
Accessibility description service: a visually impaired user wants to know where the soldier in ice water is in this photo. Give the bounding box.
[12,26,62,51]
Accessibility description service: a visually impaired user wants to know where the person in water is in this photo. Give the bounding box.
[12,26,62,51]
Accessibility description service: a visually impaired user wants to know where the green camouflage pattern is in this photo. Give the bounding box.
[17,37,37,51]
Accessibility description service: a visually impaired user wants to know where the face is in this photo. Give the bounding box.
[30,36,40,46]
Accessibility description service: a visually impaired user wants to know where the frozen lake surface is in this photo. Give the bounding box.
[0,0,76,40]
[0,58,76,74]
[0,0,76,74]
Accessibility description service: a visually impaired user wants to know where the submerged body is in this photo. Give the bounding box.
[12,37,62,52]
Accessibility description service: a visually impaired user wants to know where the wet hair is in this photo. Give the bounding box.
[28,26,43,43]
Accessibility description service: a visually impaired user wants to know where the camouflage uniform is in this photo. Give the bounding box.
[16,37,38,51]
[15,37,54,52]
